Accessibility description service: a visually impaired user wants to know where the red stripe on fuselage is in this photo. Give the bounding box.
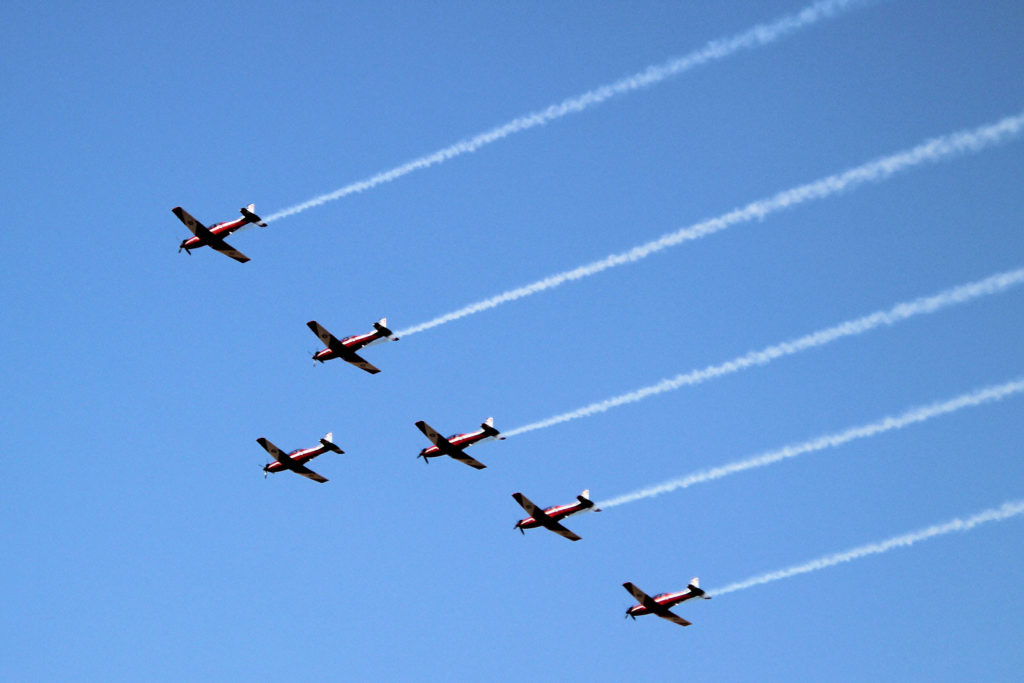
[516,501,587,528]
[420,429,490,457]
[264,444,328,473]
[627,590,698,616]
[181,216,247,249]
[314,329,387,361]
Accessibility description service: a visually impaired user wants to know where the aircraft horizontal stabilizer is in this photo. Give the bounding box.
[373,318,399,341]
[480,417,504,439]
[320,434,344,454]
[688,578,710,599]
[240,205,268,227]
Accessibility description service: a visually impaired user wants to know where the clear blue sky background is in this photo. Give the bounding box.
[2,1,1022,680]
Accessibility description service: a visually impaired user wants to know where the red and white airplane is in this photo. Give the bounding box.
[258,432,343,483]
[512,489,601,541]
[307,319,399,374]
[623,579,711,627]
[414,417,503,470]
[173,204,267,263]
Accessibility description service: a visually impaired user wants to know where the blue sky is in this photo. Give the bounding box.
[2,1,1022,679]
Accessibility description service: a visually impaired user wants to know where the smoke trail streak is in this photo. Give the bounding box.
[504,267,1024,437]
[263,0,869,224]
[397,110,1024,337]
[598,378,1024,508]
[711,500,1024,596]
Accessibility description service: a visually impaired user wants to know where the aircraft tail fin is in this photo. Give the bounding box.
[240,204,268,227]
[373,317,399,341]
[481,417,503,439]
[320,432,344,454]
[577,489,601,511]
[688,577,710,599]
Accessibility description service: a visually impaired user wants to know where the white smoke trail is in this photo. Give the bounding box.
[397,110,1024,337]
[504,267,1024,437]
[263,0,870,224]
[711,500,1024,596]
[598,378,1024,508]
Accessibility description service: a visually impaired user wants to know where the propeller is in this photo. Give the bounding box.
[417,452,429,465]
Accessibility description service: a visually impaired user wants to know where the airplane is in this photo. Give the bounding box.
[414,417,504,470]
[623,579,711,627]
[173,204,267,263]
[307,318,399,374]
[512,489,601,541]
[258,432,343,483]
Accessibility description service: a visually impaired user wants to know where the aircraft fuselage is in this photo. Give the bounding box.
[419,428,497,460]
[515,500,589,530]
[626,589,701,617]
[313,328,390,362]
[263,443,330,474]
[180,216,246,251]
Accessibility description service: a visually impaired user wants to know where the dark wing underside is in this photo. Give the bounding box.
[205,236,250,263]
[307,321,341,349]
[257,437,289,464]
[173,206,207,236]
[338,350,381,374]
[291,464,328,483]
[545,521,582,541]
[415,420,449,448]
[447,449,487,470]
[655,611,692,627]
[512,492,546,519]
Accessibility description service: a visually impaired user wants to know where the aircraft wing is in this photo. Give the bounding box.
[205,235,250,263]
[545,521,582,541]
[624,583,663,613]
[292,464,328,483]
[415,421,452,449]
[257,437,291,464]
[447,450,487,470]
[512,492,547,519]
[655,611,692,627]
[340,350,381,375]
[172,206,208,236]
[307,320,341,349]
